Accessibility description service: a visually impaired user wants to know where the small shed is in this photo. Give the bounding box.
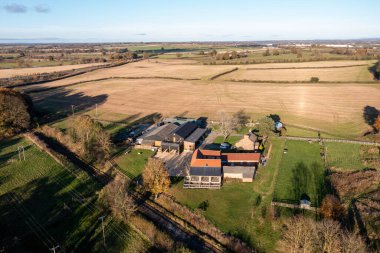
[223,166,256,182]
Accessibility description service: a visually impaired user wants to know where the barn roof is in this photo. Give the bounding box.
[223,166,256,179]
[171,122,198,139]
[190,166,222,176]
[190,149,221,167]
[185,128,207,143]
[142,123,178,141]
[222,152,261,162]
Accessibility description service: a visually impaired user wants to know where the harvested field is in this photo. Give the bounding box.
[21,59,238,91]
[30,77,380,138]
[0,62,106,78]
[220,61,375,82]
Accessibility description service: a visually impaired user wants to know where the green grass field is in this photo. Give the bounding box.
[325,142,369,171]
[213,135,243,145]
[0,137,149,252]
[168,139,286,252]
[273,140,325,205]
[114,149,155,179]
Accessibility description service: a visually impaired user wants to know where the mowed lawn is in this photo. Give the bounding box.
[168,139,286,252]
[325,142,368,171]
[273,140,325,205]
[213,135,242,145]
[0,137,148,252]
[114,149,155,179]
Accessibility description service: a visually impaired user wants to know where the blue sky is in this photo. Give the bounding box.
[0,0,379,42]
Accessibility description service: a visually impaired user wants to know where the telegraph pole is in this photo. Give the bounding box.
[49,245,60,253]
[18,146,25,161]
[71,105,75,116]
[99,215,106,247]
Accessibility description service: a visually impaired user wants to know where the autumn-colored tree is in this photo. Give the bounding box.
[142,52,150,59]
[209,49,217,57]
[142,158,170,200]
[374,115,380,132]
[263,49,270,57]
[0,88,34,138]
[320,195,345,220]
[67,115,111,164]
[102,175,137,220]
[231,50,238,59]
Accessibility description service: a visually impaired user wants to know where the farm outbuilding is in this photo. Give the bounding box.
[223,166,256,182]
[139,123,178,147]
[161,142,181,153]
[184,128,208,151]
[235,133,260,151]
[166,122,198,143]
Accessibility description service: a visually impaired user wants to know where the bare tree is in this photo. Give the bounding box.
[282,216,315,253]
[142,158,170,200]
[103,175,137,220]
[341,231,367,253]
[282,216,368,253]
[217,110,238,140]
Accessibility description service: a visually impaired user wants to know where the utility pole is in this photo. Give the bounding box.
[18,146,25,161]
[99,215,106,247]
[95,103,98,118]
[71,105,75,116]
[49,245,60,253]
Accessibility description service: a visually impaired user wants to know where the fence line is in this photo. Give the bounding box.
[282,136,380,146]
[271,201,320,212]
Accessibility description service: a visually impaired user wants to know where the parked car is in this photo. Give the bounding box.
[220,142,231,150]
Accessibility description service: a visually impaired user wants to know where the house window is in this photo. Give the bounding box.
[191,176,200,181]
[201,176,209,182]
[211,177,220,182]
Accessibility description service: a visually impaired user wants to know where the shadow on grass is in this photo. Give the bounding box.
[0,169,109,253]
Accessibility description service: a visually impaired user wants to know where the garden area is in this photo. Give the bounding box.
[113,149,155,179]
[273,140,325,206]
